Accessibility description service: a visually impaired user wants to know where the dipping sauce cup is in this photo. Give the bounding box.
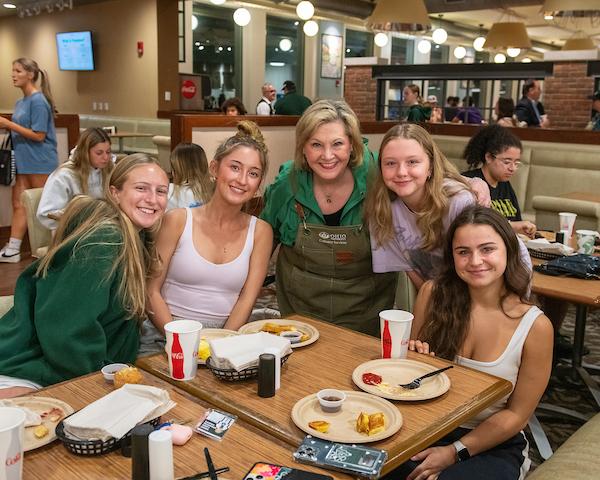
[317,389,346,413]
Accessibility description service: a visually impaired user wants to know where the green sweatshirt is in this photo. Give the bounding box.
[261,142,375,246]
[0,225,140,386]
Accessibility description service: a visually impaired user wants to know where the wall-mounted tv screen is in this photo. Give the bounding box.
[56,31,95,71]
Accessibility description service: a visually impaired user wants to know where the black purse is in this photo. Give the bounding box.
[0,133,15,186]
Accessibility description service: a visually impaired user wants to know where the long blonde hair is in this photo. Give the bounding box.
[14,57,56,114]
[170,142,213,204]
[366,123,471,251]
[294,100,363,171]
[64,128,113,195]
[37,154,164,319]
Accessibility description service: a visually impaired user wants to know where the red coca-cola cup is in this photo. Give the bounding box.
[379,310,414,359]
[164,320,203,381]
[0,407,25,480]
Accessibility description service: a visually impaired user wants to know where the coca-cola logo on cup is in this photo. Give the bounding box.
[181,80,197,99]
[6,451,21,466]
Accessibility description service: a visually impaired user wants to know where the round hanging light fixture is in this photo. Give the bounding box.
[279,38,292,51]
[374,32,389,47]
[210,0,226,5]
[506,47,521,57]
[494,52,507,63]
[296,1,314,21]
[303,20,319,37]
[233,8,251,26]
[521,57,532,63]
[453,46,467,59]
[473,36,486,51]
[432,27,448,45]
[417,39,432,54]
[191,15,198,30]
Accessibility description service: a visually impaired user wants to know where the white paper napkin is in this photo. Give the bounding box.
[63,384,176,441]
[209,332,292,371]
[527,238,574,255]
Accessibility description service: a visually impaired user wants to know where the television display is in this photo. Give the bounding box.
[56,31,95,71]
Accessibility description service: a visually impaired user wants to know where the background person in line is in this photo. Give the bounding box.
[261,100,396,336]
[274,80,312,116]
[256,83,276,115]
[222,97,247,116]
[0,58,58,263]
[403,84,431,123]
[147,121,272,339]
[0,154,169,398]
[167,142,213,210]
[515,79,550,128]
[495,97,519,128]
[37,127,113,231]
[402,206,552,480]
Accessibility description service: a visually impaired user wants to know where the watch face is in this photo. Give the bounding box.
[457,447,470,462]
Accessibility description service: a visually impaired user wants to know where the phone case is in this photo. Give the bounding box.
[243,461,333,480]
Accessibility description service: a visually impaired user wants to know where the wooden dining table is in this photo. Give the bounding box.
[137,315,512,475]
[24,371,352,480]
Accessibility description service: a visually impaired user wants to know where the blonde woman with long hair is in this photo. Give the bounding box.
[0,154,169,398]
[0,58,58,263]
[147,121,272,337]
[167,142,213,210]
[37,127,114,230]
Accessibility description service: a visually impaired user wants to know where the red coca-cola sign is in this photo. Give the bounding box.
[170,332,185,379]
[181,80,197,99]
[382,320,392,358]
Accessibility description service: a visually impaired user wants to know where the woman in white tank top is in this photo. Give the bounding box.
[148,121,273,333]
[401,206,553,480]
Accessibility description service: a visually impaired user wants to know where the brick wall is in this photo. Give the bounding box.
[544,62,595,130]
[344,65,377,121]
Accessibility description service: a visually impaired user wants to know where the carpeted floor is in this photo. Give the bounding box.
[253,270,600,472]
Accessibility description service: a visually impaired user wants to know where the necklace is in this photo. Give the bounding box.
[325,193,332,204]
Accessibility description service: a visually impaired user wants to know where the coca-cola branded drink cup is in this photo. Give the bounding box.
[558,212,577,240]
[164,320,202,381]
[0,407,26,480]
[379,310,414,359]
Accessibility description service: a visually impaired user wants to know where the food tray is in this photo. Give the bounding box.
[528,249,564,261]
[205,353,291,382]
[55,415,161,456]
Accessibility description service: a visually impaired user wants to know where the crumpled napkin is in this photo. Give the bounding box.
[527,238,574,256]
[63,384,175,441]
[209,332,292,371]
[0,400,41,427]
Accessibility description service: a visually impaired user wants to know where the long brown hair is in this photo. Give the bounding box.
[366,123,470,250]
[418,205,532,360]
[37,154,165,320]
[64,128,113,195]
[170,142,213,204]
[13,57,57,114]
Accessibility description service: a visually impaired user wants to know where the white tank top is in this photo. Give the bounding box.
[161,208,257,328]
[457,305,543,429]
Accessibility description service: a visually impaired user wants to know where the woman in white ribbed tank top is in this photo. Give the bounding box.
[397,206,553,480]
[148,121,273,333]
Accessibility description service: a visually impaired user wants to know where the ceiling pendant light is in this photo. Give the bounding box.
[562,31,596,50]
[233,8,251,27]
[494,52,507,63]
[432,15,447,45]
[453,46,467,59]
[521,57,532,63]
[303,20,319,37]
[296,1,314,21]
[374,32,389,47]
[210,0,226,5]
[367,0,431,33]
[417,39,432,54]
[484,22,532,50]
[506,47,521,57]
[473,24,485,52]
[279,38,292,51]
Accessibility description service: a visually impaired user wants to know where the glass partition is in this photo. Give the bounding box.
[265,16,304,98]
[345,29,373,58]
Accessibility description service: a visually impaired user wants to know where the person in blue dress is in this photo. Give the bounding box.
[0,58,58,263]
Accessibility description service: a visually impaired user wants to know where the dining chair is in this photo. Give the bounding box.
[21,188,51,258]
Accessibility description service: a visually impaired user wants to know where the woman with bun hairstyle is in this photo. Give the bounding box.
[167,142,213,210]
[462,125,536,238]
[37,127,113,231]
[0,154,169,397]
[0,58,58,262]
[148,121,273,334]
[401,206,552,480]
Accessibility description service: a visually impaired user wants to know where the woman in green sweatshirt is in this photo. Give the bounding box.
[0,153,169,398]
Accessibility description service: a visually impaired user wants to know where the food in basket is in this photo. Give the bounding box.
[114,366,143,388]
[355,412,385,436]
[260,323,310,343]
[33,424,49,438]
[198,339,211,361]
[308,420,330,433]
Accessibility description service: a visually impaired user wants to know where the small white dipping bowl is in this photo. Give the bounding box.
[101,363,129,383]
[280,330,303,344]
[317,389,346,413]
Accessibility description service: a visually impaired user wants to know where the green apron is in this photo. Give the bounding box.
[276,204,396,337]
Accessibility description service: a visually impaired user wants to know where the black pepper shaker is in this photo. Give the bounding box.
[555,232,565,244]
[258,353,276,398]
[131,423,154,480]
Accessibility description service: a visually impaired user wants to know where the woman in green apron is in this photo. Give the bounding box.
[260,100,396,336]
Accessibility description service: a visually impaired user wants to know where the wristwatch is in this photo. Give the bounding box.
[452,440,470,462]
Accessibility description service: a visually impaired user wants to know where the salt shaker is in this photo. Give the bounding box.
[148,429,174,480]
[258,353,276,398]
[131,424,154,480]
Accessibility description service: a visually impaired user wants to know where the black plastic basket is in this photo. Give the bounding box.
[55,415,161,456]
[205,353,291,382]
[528,249,564,261]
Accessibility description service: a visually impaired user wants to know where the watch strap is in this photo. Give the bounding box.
[453,440,470,462]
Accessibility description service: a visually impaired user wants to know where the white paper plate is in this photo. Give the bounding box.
[238,319,319,348]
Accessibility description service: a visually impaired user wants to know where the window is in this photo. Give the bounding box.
[391,37,413,65]
[345,29,373,58]
[265,15,304,97]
